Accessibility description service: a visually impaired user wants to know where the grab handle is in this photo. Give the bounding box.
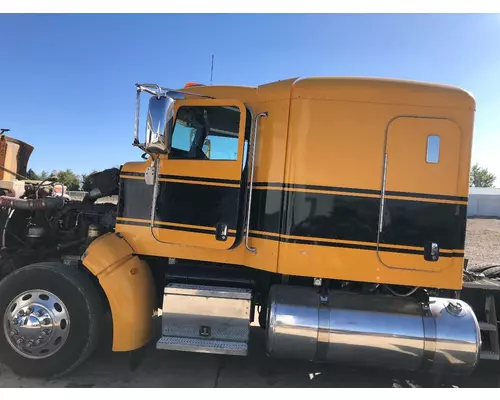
[245,112,268,253]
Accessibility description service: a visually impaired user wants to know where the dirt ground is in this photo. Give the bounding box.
[465,218,500,269]
[1,219,500,388]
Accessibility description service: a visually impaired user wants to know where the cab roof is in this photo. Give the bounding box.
[180,76,476,110]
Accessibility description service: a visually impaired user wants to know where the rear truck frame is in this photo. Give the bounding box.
[0,77,498,380]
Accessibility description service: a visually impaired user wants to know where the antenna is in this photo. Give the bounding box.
[210,55,214,85]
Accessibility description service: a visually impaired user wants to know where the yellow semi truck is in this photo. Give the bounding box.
[0,77,498,379]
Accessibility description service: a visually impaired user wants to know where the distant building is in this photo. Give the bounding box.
[467,187,500,218]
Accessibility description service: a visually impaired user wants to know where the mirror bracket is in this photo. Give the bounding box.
[144,161,156,186]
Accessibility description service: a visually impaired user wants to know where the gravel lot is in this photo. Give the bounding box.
[1,218,500,388]
[465,218,500,269]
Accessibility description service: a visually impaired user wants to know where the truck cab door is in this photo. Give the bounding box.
[151,99,250,250]
[377,117,467,272]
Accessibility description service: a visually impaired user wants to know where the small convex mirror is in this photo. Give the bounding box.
[145,96,175,153]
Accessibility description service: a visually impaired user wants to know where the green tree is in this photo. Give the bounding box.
[470,163,496,188]
[55,169,80,191]
[26,169,38,180]
[81,170,98,192]
[26,169,50,181]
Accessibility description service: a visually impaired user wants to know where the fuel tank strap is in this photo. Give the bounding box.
[421,303,437,372]
[315,295,330,361]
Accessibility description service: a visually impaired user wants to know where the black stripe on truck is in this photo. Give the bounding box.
[117,177,467,251]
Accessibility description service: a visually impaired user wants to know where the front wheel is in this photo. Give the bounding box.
[0,262,104,378]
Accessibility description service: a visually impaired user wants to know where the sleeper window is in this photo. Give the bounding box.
[426,135,440,164]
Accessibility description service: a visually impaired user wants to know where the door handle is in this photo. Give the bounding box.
[216,223,228,242]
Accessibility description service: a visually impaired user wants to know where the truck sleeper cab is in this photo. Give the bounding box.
[100,77,480,375]
[118,77,472,289]
[0,77,489,380]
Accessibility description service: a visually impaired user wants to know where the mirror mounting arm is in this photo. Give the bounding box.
[134,88,142,145]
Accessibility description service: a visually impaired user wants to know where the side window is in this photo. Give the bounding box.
[171,124,196,153]
[204,134,238,161]
[169,106,241,161]
[426,135,440,164]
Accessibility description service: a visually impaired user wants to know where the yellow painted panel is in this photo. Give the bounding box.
[277,241,464,290]
[385,118,461,197]
[285,99,395,191]
[115,223,279,273]
[82,233,156,351]
[291,77,475,110]
[251,99,291,184]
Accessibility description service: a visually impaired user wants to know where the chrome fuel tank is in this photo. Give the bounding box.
[265,285,481,375]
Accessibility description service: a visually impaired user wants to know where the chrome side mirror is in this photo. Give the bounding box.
[134,84,176,154]
[145,95,174,153]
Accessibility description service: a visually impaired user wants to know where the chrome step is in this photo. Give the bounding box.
[156,336,248,356]
[163,324,250,342]
[480,350,500,361]
[156,283,252,356]
[479,322,497,332]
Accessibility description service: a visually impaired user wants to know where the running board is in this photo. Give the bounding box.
[156,284,252,356]
[157,336,248,356]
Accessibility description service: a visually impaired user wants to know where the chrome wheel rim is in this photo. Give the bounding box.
[3,289,70,359]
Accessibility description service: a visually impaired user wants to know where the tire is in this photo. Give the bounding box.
[0,262,104,378]
[483,266,500,279]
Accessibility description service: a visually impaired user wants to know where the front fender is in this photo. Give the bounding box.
[82,232,156,352]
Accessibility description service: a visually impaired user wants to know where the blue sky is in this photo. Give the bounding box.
[1,14,500,184]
